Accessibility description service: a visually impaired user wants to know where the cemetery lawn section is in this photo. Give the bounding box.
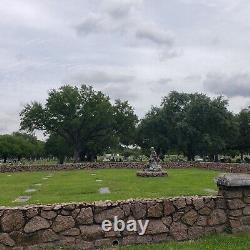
[48,233,250,250]
[0,168,220,207]
[120,233,250,250]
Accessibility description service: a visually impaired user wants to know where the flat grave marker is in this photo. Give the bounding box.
[25,189,37,193]
[99,187,110,194]
[14,196,30,203]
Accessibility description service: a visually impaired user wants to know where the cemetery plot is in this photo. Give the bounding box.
[0,168,219,207]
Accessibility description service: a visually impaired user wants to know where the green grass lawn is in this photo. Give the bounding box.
[49,234,250,250]
[121,234,250,250]
[0,168,220,206]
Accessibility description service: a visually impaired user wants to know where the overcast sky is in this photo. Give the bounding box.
[1,0,250,135]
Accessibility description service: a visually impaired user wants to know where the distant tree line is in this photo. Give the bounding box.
[0,132,44,163]
[0,85,249,164]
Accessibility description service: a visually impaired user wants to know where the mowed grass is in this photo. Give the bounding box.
[49,234,250,250]
[0,168,220,206]
[121,234,250,250]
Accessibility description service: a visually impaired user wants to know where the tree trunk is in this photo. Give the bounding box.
[87,153,97,162]
[3,156,7,163]
[59,156,65,164]
[208,155,213,162]
[73,149,81,162]
[87,154,92,162]
[187,153,194,161]
[187,145,195,161]
[241,152,244,162]
[214,154,219,162]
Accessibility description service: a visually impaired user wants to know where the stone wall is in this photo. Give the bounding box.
[195,162,250,174]
[217,174,250,234]
[0,161,250,174]
[0,196,228,250]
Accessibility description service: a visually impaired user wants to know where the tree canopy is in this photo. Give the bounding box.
[0,133,44,162]
[20,85,138,162]
[45,134,73,164]
[236,108,250,160]
[137,91,239,161]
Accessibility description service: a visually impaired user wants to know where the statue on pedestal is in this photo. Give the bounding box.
[137,147,167,177]
[144,147,162,172]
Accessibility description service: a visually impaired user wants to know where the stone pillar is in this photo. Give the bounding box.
[217,174,250,233]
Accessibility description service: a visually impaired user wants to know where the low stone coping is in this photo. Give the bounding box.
[217,174,250,187]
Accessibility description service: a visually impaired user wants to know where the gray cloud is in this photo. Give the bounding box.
[74,14,129,36]
[203,73,250,97]
[74,0,177,60]
[75,15,103,36]
[74,1,141,36]
[135,26,174,46]
[75,11,175,48]
[103,0,142,19]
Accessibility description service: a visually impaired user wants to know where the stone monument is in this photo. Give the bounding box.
[137,147,167,177]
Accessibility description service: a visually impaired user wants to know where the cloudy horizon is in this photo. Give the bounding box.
[1,0,250,136]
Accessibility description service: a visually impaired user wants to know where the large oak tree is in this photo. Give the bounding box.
[20,85,138,162]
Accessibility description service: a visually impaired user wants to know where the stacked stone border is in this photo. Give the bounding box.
[0,161,250,174]
[0,195,229,249]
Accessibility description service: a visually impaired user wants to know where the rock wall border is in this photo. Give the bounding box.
[0,195,230,249]
[0,161,250,174]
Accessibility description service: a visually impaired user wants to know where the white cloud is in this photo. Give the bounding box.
[180,0,239,9]
[0,0,62,31]
[103,83,138,101]
[64,70,135,85]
